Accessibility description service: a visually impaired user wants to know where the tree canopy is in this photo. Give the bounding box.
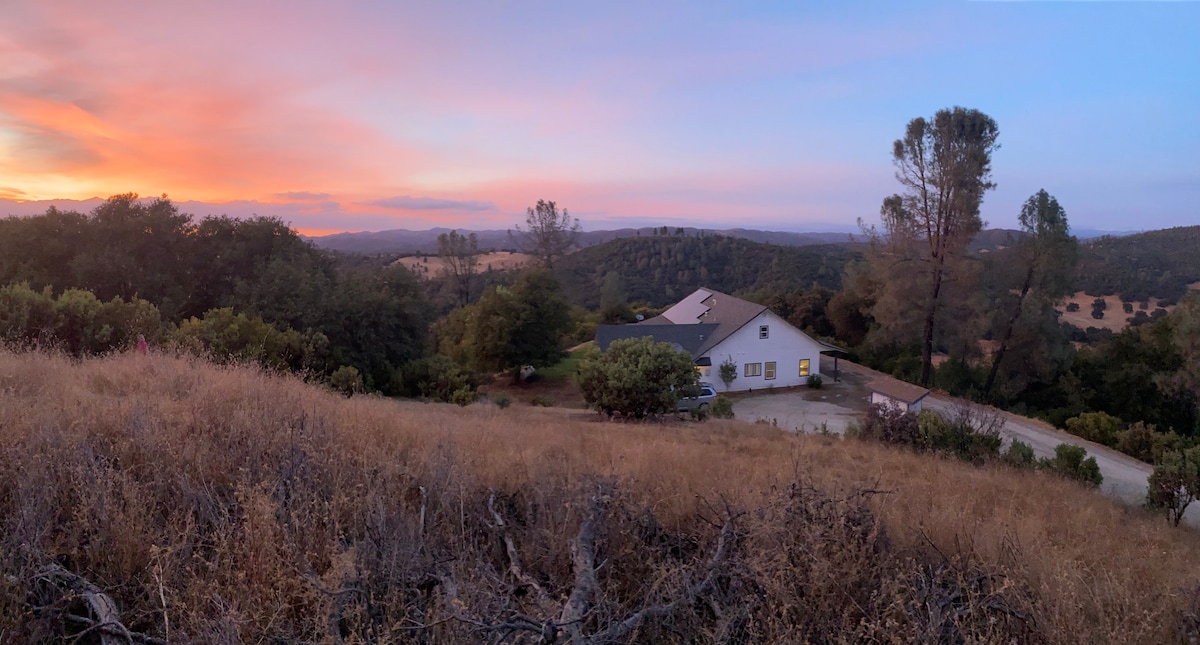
[983,189,1077,397]
[509,200,580,269]
[869,107,1000,386]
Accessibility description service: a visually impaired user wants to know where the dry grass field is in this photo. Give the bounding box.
[3,350,1200,642]
[1056,290,1178,332]
[394,251,532,277]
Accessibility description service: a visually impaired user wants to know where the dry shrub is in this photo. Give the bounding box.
[0,349,1198,643]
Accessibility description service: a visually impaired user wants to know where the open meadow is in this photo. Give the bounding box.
[2,350,1200,643]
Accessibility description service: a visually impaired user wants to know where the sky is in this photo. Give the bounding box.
[1,1,1197,235]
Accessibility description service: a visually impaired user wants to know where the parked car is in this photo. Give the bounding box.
[677,383,718,413]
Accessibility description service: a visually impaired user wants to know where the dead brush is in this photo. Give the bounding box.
[2,349,1200,642]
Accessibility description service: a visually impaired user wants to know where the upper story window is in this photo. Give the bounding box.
[759,325,769,339]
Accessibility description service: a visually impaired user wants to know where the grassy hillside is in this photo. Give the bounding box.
[2,350,1200,642]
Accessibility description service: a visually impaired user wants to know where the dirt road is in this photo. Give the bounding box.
[735,358,1193,526]
[921,396,1157,510]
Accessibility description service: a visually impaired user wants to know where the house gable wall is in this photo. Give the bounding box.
[699,310,823,392]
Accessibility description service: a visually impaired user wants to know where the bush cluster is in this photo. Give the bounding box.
[859,403,1102,487]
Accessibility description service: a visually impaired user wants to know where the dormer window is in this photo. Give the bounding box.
[759,325,769,339]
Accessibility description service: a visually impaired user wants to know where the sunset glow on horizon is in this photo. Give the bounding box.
[2,1,1196,234]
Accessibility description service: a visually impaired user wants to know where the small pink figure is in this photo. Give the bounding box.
[136,334,148,355]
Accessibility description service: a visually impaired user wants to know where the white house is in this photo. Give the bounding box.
[866,377,930,413]
[595,288,840,393]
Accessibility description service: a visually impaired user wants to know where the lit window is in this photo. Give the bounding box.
[765,362,776,380]
[799,359,810,377]
[744,363,763,377]
[759,325,769,339]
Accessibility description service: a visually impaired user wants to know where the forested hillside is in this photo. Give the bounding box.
[1073,225,1200,303]
[555,235,858,308]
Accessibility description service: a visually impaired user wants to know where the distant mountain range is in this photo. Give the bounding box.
[306,226,863,255]
[305,225,1128,255]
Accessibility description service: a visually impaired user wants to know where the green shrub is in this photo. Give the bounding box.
[492,393,512,409]
[402,355,479,403]
[529,395,555,408]
[329,365,363,396]
[577,336,699,419]
[1065,302,1080,312]
[1115,421,1159,463]
[806,374,823,389]
[710,395,735,419]
[1003,440,1036,468]
[1040,444,1103,488]
[916,408,1002,462]
[718,357,738,389]
[1147,447,1200,526]
[860,404,919,445]
[1065,411,1121,448]
[450,386,476,407]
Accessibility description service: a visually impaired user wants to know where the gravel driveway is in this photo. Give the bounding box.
[733,358,1192,527]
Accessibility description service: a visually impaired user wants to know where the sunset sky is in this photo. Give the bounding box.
[1,1,1196,235]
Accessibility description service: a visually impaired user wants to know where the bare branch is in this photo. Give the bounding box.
[586,511,738,645]
[487,493,556,615]
[558,492,607,642]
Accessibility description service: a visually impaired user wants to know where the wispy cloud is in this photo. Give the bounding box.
[274,191,332,201]
[364,196,495,211]
[0,1,1195,232]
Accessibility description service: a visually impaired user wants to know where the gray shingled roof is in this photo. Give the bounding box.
[595,323,720,356]
[596,288,772,359]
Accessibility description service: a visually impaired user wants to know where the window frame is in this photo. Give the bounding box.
[765,361,776,380]
[799,358,810,377]
[759,325,769,339]
[744,362,763,377]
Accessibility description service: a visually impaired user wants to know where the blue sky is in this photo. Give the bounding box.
[0,0,1196,233]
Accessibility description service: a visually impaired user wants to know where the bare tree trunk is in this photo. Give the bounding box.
[983,266,1035,397]
[920,262,946,387]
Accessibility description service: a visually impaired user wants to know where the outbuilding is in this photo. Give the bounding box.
[866,377,931,413]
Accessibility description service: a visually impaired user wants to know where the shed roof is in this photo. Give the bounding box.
[866,377,931,405]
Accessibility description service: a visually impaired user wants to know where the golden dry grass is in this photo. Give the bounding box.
[2,350,1200,642]
[394,251,532,276]
[1056,291,1174,332]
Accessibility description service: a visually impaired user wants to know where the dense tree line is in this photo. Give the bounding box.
[554,235,856,309]
[1072,225,1200,304]
[0,195,428,392]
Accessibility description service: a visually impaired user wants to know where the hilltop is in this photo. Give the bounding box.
[2,349,1199,642]
[306,225,860,255]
